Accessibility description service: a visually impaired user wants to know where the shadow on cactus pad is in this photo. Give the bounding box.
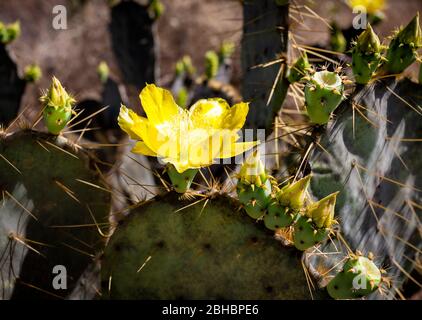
[0,130,110,299]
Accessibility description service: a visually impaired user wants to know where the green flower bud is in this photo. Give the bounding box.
[97,61,110,83]
[205,50,219,80]
[0,21,20,44]
[40,77,75,135]
[24,64,42,83]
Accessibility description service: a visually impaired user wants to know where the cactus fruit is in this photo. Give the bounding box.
[287,53,311,84]
[101,193,321,299]
[237,151,272,219]
[264,202,295,230]
[384,13,422,74]
[97,61,110,83]
[327,254,382,299]
[304,70,345,124]
[166,164,198,194]
[40,77,75,135]
[23,64,42,83]
[351,24,383,84]
[0,21,20,44]
[205,50,219,80]
[293,192,338,251]
[0,130,110,299]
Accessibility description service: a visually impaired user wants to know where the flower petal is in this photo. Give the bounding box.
[139,84,181,126]
[131,141,157,157]
[224,102,249,130]
[118,105,149,140]
[219,140,259,159]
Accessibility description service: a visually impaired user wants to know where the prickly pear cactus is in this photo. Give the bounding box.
[0,130,110,299]
[241,0,289,134]
[307,78,422,299]
[101,192,324,299]
[109,0,157,88]
[0,44,26,127]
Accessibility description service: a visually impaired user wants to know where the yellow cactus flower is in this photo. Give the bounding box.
[347,0,385,14]
[118,84,258,173]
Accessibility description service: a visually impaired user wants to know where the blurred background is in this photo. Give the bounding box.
[1,0,421,119]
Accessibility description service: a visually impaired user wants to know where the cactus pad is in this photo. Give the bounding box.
[101,193,321,299]
[0,130,110,299]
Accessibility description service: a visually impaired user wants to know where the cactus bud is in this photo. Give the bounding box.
[304,70,344,124]
[149,0,165,19]
[327,255,382,299]
[384,13,422,74]
[0,21,20,44]
[40,77,75,135]
[305,191,339,229]
[175,55,195,77]
[237,150,272,219]
[278,175,311,210]
[166,164,198,193]
[205,50,219,80]
[24,64,42,83]
[287,53,311,84]
[97,61,110,83]
[219,41,235,61]
[352,24,382,84]
[330,24,347,53]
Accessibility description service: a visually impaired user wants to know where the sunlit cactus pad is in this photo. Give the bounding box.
[101,193,326,299]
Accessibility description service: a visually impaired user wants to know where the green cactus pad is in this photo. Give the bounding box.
[0,130,110,299]
[101,193,322,299]
[237,180,272,219]
[327,256,382,299]
[293,216,329,251]
[43,105,72,135]
[304,71,344,124]
[264,200,295,230]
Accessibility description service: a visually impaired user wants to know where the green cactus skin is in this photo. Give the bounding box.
[352,24,382,84]
[166,165,198,193]
[327,256,382,299]
[42,105,72,135]
[237,179,272,219]
[264,200,295,230]
[0,130,110,299]
[304,71,344,124]
[101,193,323,299]
[330,24,347,53]
[205,50,219,80]
[293,216,329,251]
[384,13,422,74]
[287,53,311,84]
[241,0,289,136]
